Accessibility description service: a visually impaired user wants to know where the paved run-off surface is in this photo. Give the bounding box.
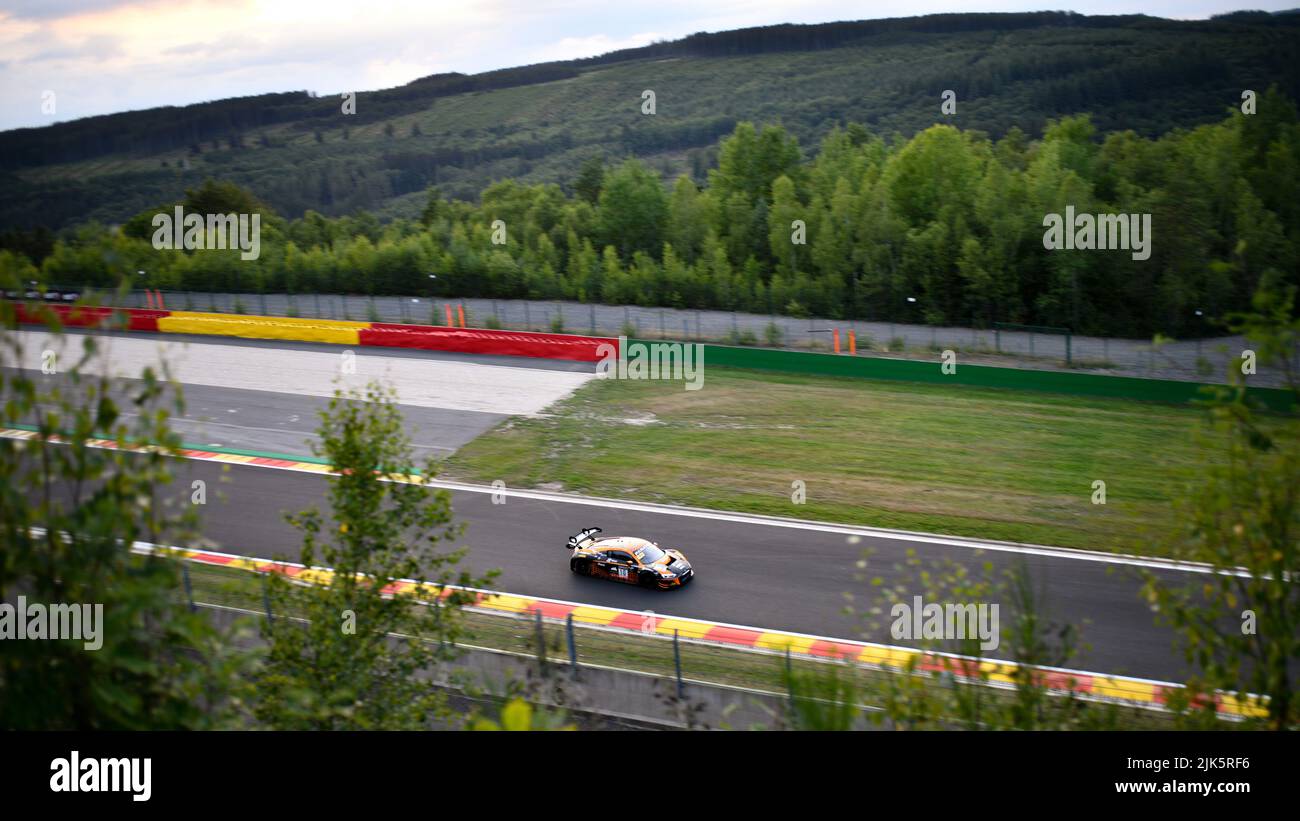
[14,329,593,415]
[11,329,595,457]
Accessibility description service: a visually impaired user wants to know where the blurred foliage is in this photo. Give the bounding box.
[836,550,1125,730]
[255,381,498,729]
[0,289,254,729]
[1141,286,1300,730]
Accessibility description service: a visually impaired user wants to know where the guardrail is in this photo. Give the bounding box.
[147,540,1266,720]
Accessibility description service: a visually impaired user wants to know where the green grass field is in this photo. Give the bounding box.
[441,367,1292,555]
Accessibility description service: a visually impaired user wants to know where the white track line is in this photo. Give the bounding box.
[3,425,1244,577]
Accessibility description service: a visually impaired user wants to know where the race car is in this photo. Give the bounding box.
[565,527,694,589]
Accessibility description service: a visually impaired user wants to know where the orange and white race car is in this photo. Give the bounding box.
[565,527,694,590]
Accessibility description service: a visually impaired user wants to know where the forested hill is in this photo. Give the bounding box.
[2,10,1300,230]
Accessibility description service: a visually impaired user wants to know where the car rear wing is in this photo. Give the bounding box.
[566,527,602,550]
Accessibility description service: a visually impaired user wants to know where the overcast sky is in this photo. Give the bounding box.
[0,1,1294,131]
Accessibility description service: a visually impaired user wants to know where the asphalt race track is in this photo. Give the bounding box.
[13,330,1239,684]
[163,456,1214,683]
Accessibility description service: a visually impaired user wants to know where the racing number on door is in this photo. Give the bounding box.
[602,552,634,583]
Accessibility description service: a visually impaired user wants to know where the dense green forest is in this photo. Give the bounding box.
[1,11,1298,230]
[4,88,1298,339]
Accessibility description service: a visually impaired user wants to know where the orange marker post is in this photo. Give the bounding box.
[444,304,453,326]
[458,303,466,328]
[145,290,154,309]
[156,290,166,310]
[849,330,856,355]
[833,328,841,354]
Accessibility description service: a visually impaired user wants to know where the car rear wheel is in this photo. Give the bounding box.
[572,559,590,576]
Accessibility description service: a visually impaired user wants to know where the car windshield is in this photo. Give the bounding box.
[636,544,666,564]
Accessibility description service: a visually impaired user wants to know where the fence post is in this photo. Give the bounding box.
[182,563,196,613]
[534,608,548,674]
[1066,331,1072,366]
[566,613,578,676]
[785,648,795,721]
[673,629,684,699]
[524,301,530,330]
[262,576,274,625]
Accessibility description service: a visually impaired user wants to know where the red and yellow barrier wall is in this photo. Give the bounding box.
[359,323,611,361]
[13,303,169,332]
[156,311,368,345]
[11,305,616,362]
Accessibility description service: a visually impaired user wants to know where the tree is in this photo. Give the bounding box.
[255,381,497,730]
[667,175,710,263]
[767,174,802,275]
[1141,286,1300,729]
[572,156,605,206]
[420,186,445,227]
[596,160,668,260]
[710,122,802,204]
[0,294,251,729]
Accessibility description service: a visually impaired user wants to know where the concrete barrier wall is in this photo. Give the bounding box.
[360,323,612,361]
[9,302,616,363]
[687,341,1297,412]
[10,300,1290,409]
[14,303,168,332]
[156,311,368,345]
